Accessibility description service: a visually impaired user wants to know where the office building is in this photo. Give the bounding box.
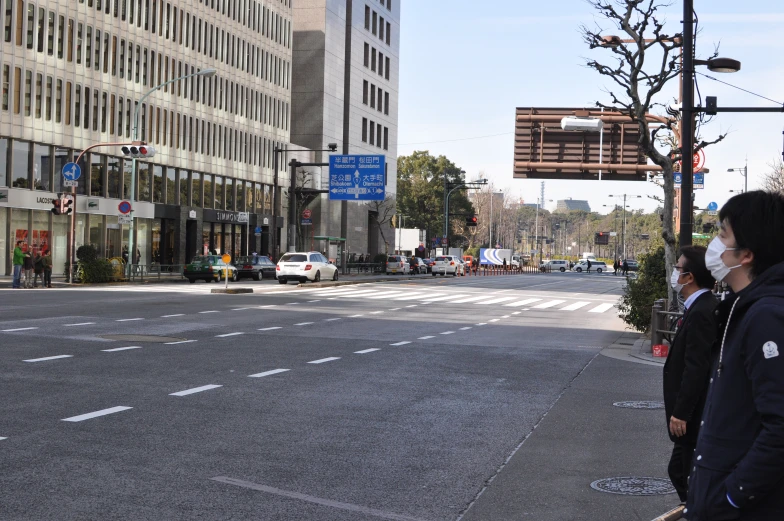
[291,0,399,259]
[556,198,591,213]
[1,0,295,275]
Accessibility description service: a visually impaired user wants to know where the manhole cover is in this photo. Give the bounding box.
[613,401,665,409]
[100,334,186,343]
[591,477,675,496]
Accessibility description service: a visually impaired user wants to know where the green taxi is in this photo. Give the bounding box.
[183,255,238,283]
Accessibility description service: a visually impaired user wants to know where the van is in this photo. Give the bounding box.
[541,260,570,272]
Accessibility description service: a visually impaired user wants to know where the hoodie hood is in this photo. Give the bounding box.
[735,260,784,312]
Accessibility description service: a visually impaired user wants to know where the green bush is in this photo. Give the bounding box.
[617,246,668,332]
[76,244,100,262]
[373,253,388,264]
[80,258,115,283]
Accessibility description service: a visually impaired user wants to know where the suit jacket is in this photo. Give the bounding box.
[663,290,718,444]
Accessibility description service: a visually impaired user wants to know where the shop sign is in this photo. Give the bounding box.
[215,211,247,223]
[237,212,250,223]
[188,210,197,219]
[0,188,8,203]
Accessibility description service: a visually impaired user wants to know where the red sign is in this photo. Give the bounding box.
[693,150,706,172]
[302,209,312,219]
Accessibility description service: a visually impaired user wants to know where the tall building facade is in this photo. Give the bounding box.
[556,198,591,213]
[0,0,295,275]
[291,0,399,259]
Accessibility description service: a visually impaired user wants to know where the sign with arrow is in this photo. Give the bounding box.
[328,155,386,201]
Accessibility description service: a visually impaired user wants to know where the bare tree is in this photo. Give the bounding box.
[367,194,397,254]
[582,0,726,303]
[762,160,784,193]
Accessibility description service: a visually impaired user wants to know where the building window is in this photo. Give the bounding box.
[94,30,101,71]
[377,88,382,113]
[379,16,384,42]
[1,64,8,111]
[386,21,391,45]
[3,0,11,43]
[362,80,368,104]
[376,123,381,148]
[384,127,388,150]
[370,84,375,109]
[55,78,62,122]
[34,73,42,118]
[66,19,73,61]
[45,75,52,120]
[371,10,376,35]
[387,0,392,11]
[57,15,64,58]
[86,26,92,68]
[371,47,376,71]
[24,69,31,116]
[363,42,369,67]
[364,5,369,30]
[36,6,43,52]
[384,91,389,115]
[47,11,54,55]
[25,3,32,50]
[13,66,20,114]
[379,52,384,77]
[369,119,375,145]
[385,56,390,80]
[362,117,367,143]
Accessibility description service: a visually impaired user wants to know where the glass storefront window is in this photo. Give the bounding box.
[254,183,263,212]
[123,159,134,200]
[32,210,50,257]
[0,138,8,187]
[236,180,245,211]
[33,144,50,191]
[11,209,30,258]
[264,185,272,213]
[136,218,149,264]
[180,170,190,206]
[225,177,233,211]
[203,222,213,255]
[192,172,202,207]
[152,219,162,264]
[89,214,103,255]
[203,174,214,209]
[138,162,151,202]
[108,157,122,199]
[52,210,69,275]
[90,153,104,196]
[166,168,176,205]
[0,208,6,274]
[53,148,71,193]
[246,183,253,213]
[12,140,30,188]
[105,215,123,260]
[153,165,163,203]
[76,152,88,195]
[214,176,223,210]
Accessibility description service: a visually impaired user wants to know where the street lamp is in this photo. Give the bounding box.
[608,194,642,260]
[443,176,486,246]
[489,190,503,248]
[127,68,216,272]
[727,162,748,194]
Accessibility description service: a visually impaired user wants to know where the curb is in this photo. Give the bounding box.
[211,288,254,294]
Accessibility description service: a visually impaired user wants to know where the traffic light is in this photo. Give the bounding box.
[466,216,478,227]
[51,197,62,215]
[594,232,609,245]
[61,194,73,215]
[121,144,156,159]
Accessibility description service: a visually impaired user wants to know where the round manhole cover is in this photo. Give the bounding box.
[613,400,665,409]
[591,477,675,496]
[100,334,186,343]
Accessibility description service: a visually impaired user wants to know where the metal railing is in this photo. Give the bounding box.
[345,263,385,274]
[650,298,683,346]
[127,264,186,282]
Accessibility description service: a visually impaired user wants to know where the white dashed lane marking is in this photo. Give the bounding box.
[170,384,222,397]
[475,323,487,326]
[488,319,500,323]
[323,318,342,322]
[3,327,39,332]
[199,310,220,314]
[349,314,364,318]
[308,357,341,364]
[440,331,455,335]
[390,341,411,346]
[23,355,73,362]
[216,332,244,338]
[294,322,314,326]
[232,308,251,311]
[258,327,282,331]
[101,346,142,352]
[418,336,434,340]
[307,300,321,303]
[161,314,185,318]
[64,322,96,327]
[116,318,144,322]
[165,340,197,345]
[355,348,380,354]
[459,327,472,330]
[249,369,290,378]
[62,406,132,422]
[477,297,516,305]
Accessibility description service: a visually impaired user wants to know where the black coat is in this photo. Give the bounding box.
[663,290,717,445]
[686,261,784,521]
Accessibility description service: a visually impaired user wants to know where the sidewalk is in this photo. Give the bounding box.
[460,331,678,521]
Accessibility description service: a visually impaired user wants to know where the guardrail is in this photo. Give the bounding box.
[650,298,682,346]
[128,264,186,282]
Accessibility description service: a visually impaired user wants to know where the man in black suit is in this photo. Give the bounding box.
[663,245,717,503]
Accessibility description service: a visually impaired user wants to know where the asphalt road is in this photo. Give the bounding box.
[0,271,637,520]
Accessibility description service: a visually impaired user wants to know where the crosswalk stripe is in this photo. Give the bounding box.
[589,303,615,313]
[477,297,516,305]
[561,301,592,311]
[420,294,469,303]
[504,298,542,307]
[327,290,381,298]
[393,292,433,300]
[451,295,492,304]
[533,300,566,309]
[365,291,409,299]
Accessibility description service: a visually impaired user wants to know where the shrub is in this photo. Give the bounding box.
[373,253,388,264]
[80,258,115,283]
[76,245,100,263]
[617,246,668,332]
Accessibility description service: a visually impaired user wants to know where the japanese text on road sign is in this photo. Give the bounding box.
[328,155,386,201]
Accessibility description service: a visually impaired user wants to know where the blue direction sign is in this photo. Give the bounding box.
[62,162,81,181]
[694,173,705,189]
[707,202,719,211]
[328,155,385,201]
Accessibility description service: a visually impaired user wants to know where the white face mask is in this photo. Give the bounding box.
[705,236,742,282]
[670,268,685,292]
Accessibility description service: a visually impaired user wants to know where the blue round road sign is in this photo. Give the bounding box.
[62,162,81,181]
[707,202,718,211]
[118,201,132,214]
[255,226,262,234]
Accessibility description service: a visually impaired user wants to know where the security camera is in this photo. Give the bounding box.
[327,143,338,152]
[561,117,604,132]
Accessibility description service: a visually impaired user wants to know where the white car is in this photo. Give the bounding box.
[276,252,338,284]
[386,255,410,275]
[573,260,611,273]
[432,255,460,276]
[541,260,570,272]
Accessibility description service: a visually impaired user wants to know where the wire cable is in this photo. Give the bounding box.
[397,132,513,146]
[695,72,783,106]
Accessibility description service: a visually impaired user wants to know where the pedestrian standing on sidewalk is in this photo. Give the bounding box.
[622,259,629,276]
[42,249,53,288]
[33,250,45,288]
[586,259,592,273]
[22,249,34,288]
[685,190,784,521]
[663,245,717,505]
[12,241,25,288]
[613,259,619,275]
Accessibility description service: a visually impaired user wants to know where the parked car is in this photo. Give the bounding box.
[573,260,611,273]
[386,255,410,275]
[623,260,639,272]
[409,257,428,274]
[540,259,570,272]
[276,252,338,284]
[432,255,460,276]
[422,258,435,273]
[235,255,277,280]
[183,255,238,283]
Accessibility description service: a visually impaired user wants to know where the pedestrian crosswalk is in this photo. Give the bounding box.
[290,285,618,314]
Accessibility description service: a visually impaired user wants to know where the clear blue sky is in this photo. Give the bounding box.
[397,1,784,214]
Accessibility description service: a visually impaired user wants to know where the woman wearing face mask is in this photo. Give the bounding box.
[685,190,784,521]
[663,246,718,506]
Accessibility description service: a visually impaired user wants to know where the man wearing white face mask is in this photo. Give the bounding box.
[685,190,784,521]
[663,245,717,505]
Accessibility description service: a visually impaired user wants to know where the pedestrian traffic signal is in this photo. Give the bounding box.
[466,216,478,227]
[61,194,73,215]
[121,144,156,159]
[51,197,62,215]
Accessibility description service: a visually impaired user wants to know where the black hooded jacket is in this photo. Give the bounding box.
[685,261,784,520]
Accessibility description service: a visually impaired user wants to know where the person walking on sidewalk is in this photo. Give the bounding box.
[613,258,619,275]
[42,249,52,288]
[12,240,25,288]
[685,190,784,521]
[22,249,34,288]
[663,245,717,505]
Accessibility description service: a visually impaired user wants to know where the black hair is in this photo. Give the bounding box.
[719,190,784,277]
[679,245,714,289]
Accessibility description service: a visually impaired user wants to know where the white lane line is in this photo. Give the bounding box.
[504,298,542,307]
[164,340,197,345]
[323,318,342,322]
[3,327,39,332]
[421,294,469,303]
[475,323,487,326]
[355,348,380,354]
[459,327,472,330]
[477,297,516,305]
[452,295,492,304]
[390,341,411,346]
[393,293,429,301]
[286,303,300,305]
[418,336,435,340]
[589,303,616,313]
[512,311,521,315]
[216,332,244,337]
[102,346,142,352]
[388,308,401,311]
[307,300,321,303]
[0,437,6,441]
[440,331,455,335]
[232,308,251,311]
[370,311,383,314]
[23,355,73,362]
[488,319,500,322]
[405,304,418,308]
[116,318,144,322]
[64,322,96,327]
[258,327,282,331]
[170,384,223,397]
[308,357,341,364]
[294,322,314,326]
[161,314,185,318]
[199,310,220,314]
[257,305,277,309]
[561,301,592,311]
[522,308,531,311]
[501,315,511,319]
[62,406,132,422]
[533,300,566,309]
[249,369,290,378]
[349,314,364,318]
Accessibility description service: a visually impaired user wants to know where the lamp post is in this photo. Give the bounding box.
[727,162,748,195]
[489,190,503,248]
[608,194,642,260]
[443,177,486,248]
[128,68,216,272]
